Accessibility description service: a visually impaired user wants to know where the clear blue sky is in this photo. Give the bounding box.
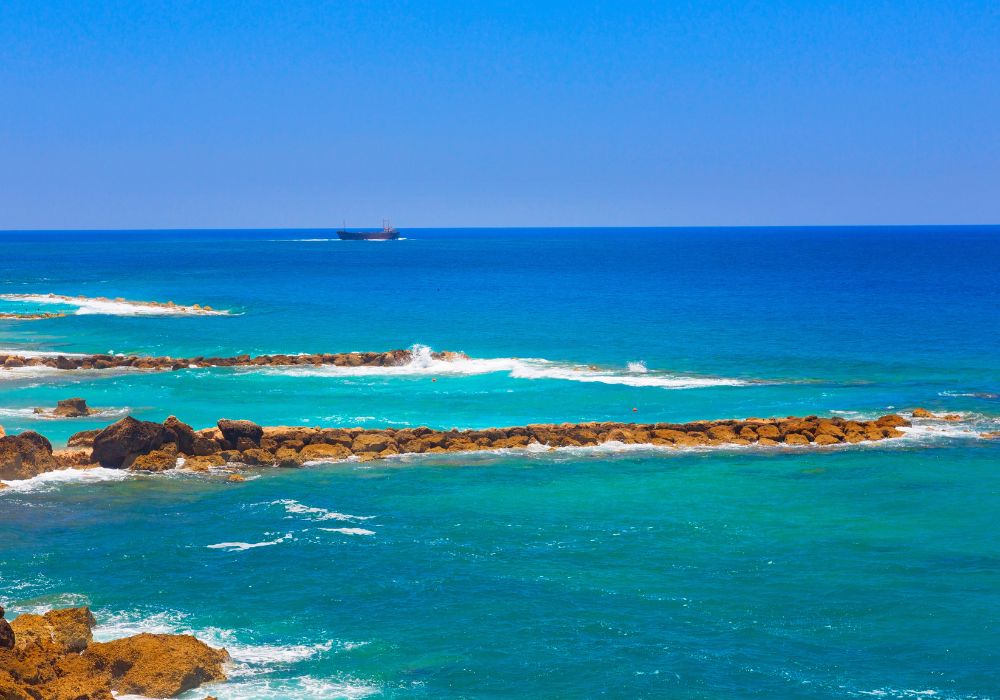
[1,1,997,228]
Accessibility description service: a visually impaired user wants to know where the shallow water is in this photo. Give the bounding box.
[1,227,998,698]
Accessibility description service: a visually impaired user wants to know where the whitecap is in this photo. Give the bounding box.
[0,293,234,316]
[269,499,374,522]
[242,344,757,389]
[320,527,376,536]
[206,534,293,551]
[1,467,129,493]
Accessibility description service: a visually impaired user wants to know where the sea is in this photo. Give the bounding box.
[1,226,998,699]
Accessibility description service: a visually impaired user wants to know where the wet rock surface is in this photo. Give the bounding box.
[0,606,228,699]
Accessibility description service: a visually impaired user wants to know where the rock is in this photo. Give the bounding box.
[942,414,962,422]
[52,447,94,468]
[783,433,810,445]
[67,428,101,448]
[183,455,226,471]
[352,433,396,453]
[0,606,13,650]
[0,425,4,438]
[980,431,1000,440]
[86,633,229,698]
[912,407,935,418]
[299,443,353,461]
[226,474,246,482]
[238,448,276,466]
[275,447,305,468]
[129,449,178,472]
[875,414,911,428]
[164,416,197,454]
[92,417,171,468]
[0,431,57,480]
[217,419,263,448]
[52,397,92,418]
[191,436,221,456]
[813,434,841,445]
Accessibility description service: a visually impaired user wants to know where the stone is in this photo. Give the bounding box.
[352,432,396,453]
[875,414,911,428]
[191,436,221,456]
[813,434,841,446]
[227,474,246,482]
[783,433,810,445]
[238,448,276,466]
[912,407,935,418]
[183,455,225,471]
[217,419,263,448]
[129,449,178,472]
[85,633,229,698]
[67,428,101,448]
[91,417,171,468]
[52,398,92,418]
[0,606,13,650]
[0,431,57,480]
[299,443,353,461]
[164,416,198,454]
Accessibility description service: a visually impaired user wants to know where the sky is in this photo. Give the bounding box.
[0,0,997,229]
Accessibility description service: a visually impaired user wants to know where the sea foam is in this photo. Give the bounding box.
[0,293,234,316]
[244,344,756,389]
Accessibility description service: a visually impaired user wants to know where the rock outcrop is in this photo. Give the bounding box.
[8,413,916,484]
[0,430,57,480]
[0,347,465,374]
[52,397,96,418]
[0,606,228,698]
[91,416,170,468]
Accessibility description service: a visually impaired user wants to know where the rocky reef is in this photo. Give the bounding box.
[0,292,227,315]
[0,312,68,321]
[0,413,913,481]
[0,605,228,699]
[0,348,467,372]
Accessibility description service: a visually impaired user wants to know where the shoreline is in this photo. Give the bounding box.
[1,413,913,483]
[0,292,232,316]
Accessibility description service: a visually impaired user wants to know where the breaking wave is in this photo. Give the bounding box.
[0,293,235,316]
[0,467,130,493]
[244,344,758,389]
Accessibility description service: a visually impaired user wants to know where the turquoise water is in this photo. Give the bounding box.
[1,227,998,698]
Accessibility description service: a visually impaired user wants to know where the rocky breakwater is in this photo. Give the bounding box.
[0,605,228,699]
[0,348,467,372]
[47,413,914,476]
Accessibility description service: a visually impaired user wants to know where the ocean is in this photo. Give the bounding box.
[1,226,998,698]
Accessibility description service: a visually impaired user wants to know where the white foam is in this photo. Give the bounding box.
[0,293,234,316]
[320,527,376,536]
[270,499,374,522]
[203,676,379,700]
[0,406,130,421]
[1,467,129,493]
[244,344,755,389]
[0,347,88,358]
[206,533,293,551]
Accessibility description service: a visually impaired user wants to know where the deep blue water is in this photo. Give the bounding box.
[1,227,998,699]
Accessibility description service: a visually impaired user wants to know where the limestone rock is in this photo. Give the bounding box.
[164,416,198,454]
[299,443,353,461]
[92,417,171,468]
[52,397,93,418]
[217,419,263,448]
[67,428,101,448]
[0,431,57,480]
[129,449,178,472]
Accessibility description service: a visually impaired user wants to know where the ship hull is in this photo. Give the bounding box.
[336,230,400,240]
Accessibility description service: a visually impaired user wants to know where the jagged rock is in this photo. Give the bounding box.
[352,433,396,453]
[92,417,171,468]
[183,455,226,471]
[875,414,911,428]
[912,407,935,418]
[129,449,178,472]
[67,428,101,448]
[52,397,93,418]
[0,606,13,650]
[164,416,197,454]
[217,419,263,448]
[299,443,353,461]
[0,431,57,480]
[238,448,276,466]
[86,633,229,697]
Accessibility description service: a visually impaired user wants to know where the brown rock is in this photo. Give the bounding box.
[980,431,1000,440]
[0,431,57,480]
[129,449,178,472]
[875,414,911,428]
[942,414,963,422]
[274,447,304,468]
[191,436,221,456]
[67,428,101,448]
[352,432,395,453]
[912,407,935,418]
[91,417,170,468]
[86,633,229,698]
[783,433,810,445]
[813,434,841,446]
[217,419,263,448]
[226,474,246,482]
[0,606,13,650]
[52,398,92,418]
[238,448,277,466]
[164,416,198,454]
[299,443,353,461]
[755,423,781,439]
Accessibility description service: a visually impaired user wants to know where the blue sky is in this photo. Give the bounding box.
[1,1,997,228]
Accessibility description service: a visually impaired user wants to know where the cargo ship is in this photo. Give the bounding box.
[336,219,400,240]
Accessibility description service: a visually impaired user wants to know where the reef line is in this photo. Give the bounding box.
[1,413,912,481]
[0,348,465,371]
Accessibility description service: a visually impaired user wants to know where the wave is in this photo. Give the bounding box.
[319,527,376,536]
[206,533,294,551]
[244,344,757,389]
[0,293,234,316]
[0,406,130,421]
[0,467,129,493]
[269,499,374,522]
[88,607,378,700]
